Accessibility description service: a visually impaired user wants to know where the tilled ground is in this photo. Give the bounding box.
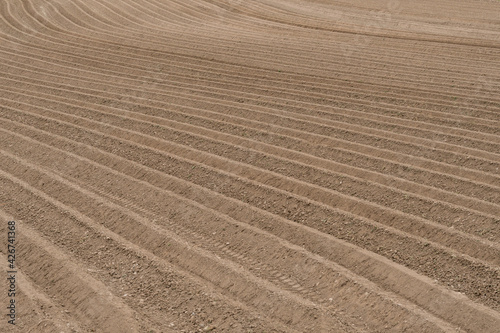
[1,0,499,332]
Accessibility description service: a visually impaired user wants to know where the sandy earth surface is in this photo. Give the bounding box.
[1,0,500,332]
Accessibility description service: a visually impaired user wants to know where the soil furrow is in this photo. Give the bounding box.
[2,88,500,243]
[3,0,500,331]
[2,114,500,315]
[0,127,492,327]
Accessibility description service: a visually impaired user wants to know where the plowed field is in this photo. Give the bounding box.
[1,0,500,332]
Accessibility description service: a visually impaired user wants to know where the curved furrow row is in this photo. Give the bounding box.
[66,0,500,87]
[1,88,500,242]
[7,103,500,273]
[0,252,80,333]
[2,82,499,219]
[8,47,500,126]
[207,0,498,44]
[0,123,491,331]
[2,118,500,330]
[2,0,499,331]
[3,0,496,115]
[2,108,500,314]
[9,0,500,96]
[231,0,500,44]
[6,66,498,167]
[70,0,500,68]
[1,153,351,332]
[1,151,452,333]
[27,3,500,101]
[2,68,500,175]
[0,209,141,332]
[3,35,500,161]
[1,31,499,131]
[1,0,498,118]
[0,170,300,333]
[2,73,499,194]
[2,49,500,151]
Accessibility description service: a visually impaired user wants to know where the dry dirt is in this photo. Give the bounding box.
[1,0,500,332]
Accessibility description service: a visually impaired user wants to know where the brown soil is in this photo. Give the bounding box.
[1,0,499,332]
